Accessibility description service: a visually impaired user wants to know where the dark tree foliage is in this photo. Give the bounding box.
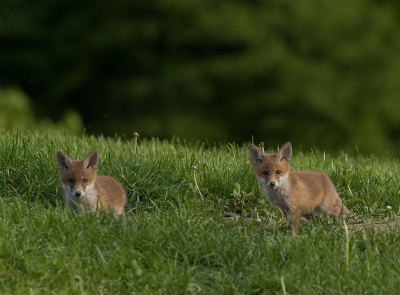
[1,0,400,154]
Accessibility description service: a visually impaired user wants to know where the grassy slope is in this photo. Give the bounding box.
[0,130,400,294]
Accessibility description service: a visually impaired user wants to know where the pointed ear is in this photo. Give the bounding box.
[56,151,71,170]
[278,142,292,162]
[249,144,264,165]
[83,151,98,169]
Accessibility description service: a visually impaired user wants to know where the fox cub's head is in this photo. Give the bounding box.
[249,142,292,190]
[56,151,98,198]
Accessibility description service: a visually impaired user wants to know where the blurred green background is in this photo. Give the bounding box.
[1,0,400,154]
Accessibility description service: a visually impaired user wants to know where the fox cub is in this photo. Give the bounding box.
[249,142,350,232]
[56,151,126,215]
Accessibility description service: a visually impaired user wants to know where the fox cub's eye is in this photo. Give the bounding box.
[83,178,88,183]
[276,170,281,175]
[262,171,268,175]
[67,179,74,183]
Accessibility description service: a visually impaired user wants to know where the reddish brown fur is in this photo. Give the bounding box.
[57,151,126,215]
[249,142,350,232]
[93,176,127,214]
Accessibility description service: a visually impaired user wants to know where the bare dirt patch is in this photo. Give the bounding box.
[223,212,400,234]
[347,219,400,234]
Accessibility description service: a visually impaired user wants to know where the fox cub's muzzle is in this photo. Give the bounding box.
[68,186,86,198]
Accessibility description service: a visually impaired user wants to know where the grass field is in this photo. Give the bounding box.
[1,130,400,294]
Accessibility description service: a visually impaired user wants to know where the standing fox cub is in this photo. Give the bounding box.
[249,142,350,232]
[56,151,126,215]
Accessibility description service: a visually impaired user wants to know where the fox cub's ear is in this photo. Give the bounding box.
[249,144,264,165]
[83,151,98,170]
[56,151,71,170]
[278,142,292,162]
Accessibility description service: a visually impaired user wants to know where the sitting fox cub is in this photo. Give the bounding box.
[56,151,126,215]
[249,142,350,231]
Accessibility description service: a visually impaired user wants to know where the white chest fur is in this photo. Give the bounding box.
[257,175,291,209]
[62,183,98,213]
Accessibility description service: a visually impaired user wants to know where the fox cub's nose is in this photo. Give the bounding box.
[75,191,82,197]
[269,181,276,187]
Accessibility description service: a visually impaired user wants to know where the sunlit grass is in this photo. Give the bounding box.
[0,130,399,294]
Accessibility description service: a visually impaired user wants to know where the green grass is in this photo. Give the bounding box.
[0,129,400,294]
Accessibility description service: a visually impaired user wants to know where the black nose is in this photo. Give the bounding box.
[269,182,275,187]
[75,191,82,197]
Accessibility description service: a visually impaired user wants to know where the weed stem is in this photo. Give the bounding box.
[344,220,349,271]
[133,132,139,154]
[280,276,287,295]
[192,166,204,201]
